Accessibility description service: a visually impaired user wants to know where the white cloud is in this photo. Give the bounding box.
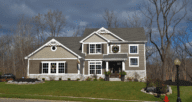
[79,21,88,26]
[10,3,36,17]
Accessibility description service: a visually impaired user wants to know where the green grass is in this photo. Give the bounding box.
[0,81,191,102]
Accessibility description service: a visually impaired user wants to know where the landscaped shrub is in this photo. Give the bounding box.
[98,77,104,81]
[68,78,71,81]
[59,78,62,81]
[42,78,45,81]
[145,77,168,94]
[119,71,127,75]
[104,71,111,76]
[86,77,91,81]
[76,78,80,81]
[93,78,97,81]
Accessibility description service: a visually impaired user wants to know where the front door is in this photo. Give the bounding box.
[109,61,122,78]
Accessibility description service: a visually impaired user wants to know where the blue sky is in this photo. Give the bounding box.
[0,0,192,60]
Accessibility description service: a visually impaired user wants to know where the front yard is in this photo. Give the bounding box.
[0,81,191,102]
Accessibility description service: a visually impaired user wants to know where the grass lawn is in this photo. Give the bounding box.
[0,81,191,102]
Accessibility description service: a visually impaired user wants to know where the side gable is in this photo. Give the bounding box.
[80,31,109,43]
[25,39,82,59]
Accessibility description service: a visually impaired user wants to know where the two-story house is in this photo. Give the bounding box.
[24,27,147,81]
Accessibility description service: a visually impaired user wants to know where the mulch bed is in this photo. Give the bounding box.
[14,78,40,82]
[163,80,192,86]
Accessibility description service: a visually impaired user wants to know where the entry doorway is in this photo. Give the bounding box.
[109,61,122,78]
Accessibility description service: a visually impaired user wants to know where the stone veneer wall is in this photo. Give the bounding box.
[28,74,105,81]
[125,70,146,82]
[28,74,81,81]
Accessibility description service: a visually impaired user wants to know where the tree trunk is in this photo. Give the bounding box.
[162,61,166,81]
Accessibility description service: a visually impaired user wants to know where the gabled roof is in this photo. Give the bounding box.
[80,31,110,43]
[82,27,147,42]
[25,37,85,59]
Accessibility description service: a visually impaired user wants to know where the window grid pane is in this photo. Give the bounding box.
[89,62,102,74]
[130,46,137,53]
[131,58,138,65]
[43,63,48,73]
[90,44,95,53]
[51,63,56,73]
[59,63,65,73]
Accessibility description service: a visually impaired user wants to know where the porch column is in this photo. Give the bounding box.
[106,61,109,71]
[78,64,80,74]
[122,61,125,71]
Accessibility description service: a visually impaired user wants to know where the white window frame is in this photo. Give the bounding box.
[129,44,139,54]
[129,57,139,67]
[89,43,102,54]
[110,44,121,53]
[88,61,102,75]
[41,61,66,74]
[51,46,57,51]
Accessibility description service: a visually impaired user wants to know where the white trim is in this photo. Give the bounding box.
[25,39,81,59]
[89,43,102,55]
[80,31,110,43]
[82,44,84,53]
[82,42,107,44]
[29,58,77,60]
[88,61,102,75]
[125,70,145,72]
[41,61,66,74]
[95,27,125,41]
[107,44,109,54]
[78,64,80,74]
[129,57,139,67]
[51,46,57,51]
[122,61,125,71]
[110,44,121,53]
[106,61,109,71]
[129,44,139,54]
[85,59,127,61]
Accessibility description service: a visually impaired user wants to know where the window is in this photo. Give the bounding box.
[51,46,57,51]
[59,63,65,73]
[43,63,48,73]
[89,61,102,74]
[89,44,102,54]
[41,61,66,74]
[51,63,56,73]
[129,44,138,54]
[129,57,139,67]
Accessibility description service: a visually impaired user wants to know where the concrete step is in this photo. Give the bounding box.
[109,78,121,81]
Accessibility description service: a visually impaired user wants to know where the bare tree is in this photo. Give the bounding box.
[102,9,119,28]
[140,0,188,81]
[122,11,142,28]
[32,13,47,46]
[44,9,67,37]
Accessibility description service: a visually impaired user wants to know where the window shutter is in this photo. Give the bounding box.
[65,62,67,73]
[39,63,42,73]
[87,44,89,54]
[102,44,104,54]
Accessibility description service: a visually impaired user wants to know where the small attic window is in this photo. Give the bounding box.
[51,46,57,51]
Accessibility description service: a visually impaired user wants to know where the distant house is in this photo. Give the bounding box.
[24,27,147,81]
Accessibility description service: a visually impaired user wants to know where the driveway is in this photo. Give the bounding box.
[0,98,81,102]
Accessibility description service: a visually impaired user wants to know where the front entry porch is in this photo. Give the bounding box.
[105,61,125,78]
